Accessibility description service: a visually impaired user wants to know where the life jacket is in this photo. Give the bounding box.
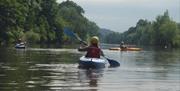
[85,46,101,58]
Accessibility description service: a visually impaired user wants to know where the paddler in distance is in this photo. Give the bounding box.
[120,41,127,50]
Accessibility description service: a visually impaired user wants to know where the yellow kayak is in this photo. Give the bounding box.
[109,47,142,51]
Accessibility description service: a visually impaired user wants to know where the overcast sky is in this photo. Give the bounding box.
[57,0,180,32]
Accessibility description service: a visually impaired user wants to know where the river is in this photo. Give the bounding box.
[0,47,180,91]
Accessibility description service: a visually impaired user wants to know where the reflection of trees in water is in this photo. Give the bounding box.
[151,49,180,67]
[150,49,180,78]
[0,48,82,90]
[78,69,104,90]
[0,48,32,91]
[133,48,180,80]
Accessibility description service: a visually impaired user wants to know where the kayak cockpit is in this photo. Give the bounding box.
[79,56,106,69]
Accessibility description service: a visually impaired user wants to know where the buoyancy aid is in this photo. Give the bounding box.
[85,46,101,58]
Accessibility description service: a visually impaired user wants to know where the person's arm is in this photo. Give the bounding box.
[100,49,105,56]
[78,46,88,51]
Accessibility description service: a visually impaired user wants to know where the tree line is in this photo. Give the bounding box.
[0,0,99,46]
[104,11,180,48]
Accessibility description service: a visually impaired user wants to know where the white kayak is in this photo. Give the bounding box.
[15,43,26,49]
[79,56,106,69]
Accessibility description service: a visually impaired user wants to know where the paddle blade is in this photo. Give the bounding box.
[106,58,120,67]
[63,28,76,38]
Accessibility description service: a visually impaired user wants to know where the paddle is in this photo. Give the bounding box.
[104,57,120,67]
[63,28,120,67]
[64,28,87,45]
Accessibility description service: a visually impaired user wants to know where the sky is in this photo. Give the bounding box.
[57,0,180,32]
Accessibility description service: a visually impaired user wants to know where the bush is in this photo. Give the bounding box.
[25,31,40,43]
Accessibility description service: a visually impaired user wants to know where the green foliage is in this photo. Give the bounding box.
[25,31,40,43]
[104,10,180,48]
[58,0,99,41]
[0,0,99,46]
[6,27,24,43]
[105,32,121,44]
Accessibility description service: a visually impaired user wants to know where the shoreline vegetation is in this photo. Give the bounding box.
[103,11,180,48]
[0,0,179,48]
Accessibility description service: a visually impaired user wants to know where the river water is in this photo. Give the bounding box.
[0,47,179,91]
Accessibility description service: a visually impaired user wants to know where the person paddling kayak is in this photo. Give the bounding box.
[120,41,127,50]
[78,36,104,58]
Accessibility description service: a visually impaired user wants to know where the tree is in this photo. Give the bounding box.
[0,0,99,46]
[58,0,99,41]
[103,10,180,48]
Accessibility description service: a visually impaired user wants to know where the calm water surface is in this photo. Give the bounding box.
[0,47,180,91]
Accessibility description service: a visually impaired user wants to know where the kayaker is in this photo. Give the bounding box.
[17,38,26,45]
[17,38,22,44]
[78,36,104,58]
[120,41,127,50]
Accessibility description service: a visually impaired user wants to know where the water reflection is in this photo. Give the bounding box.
[78,69,104,90]
[0,47,180,91]
[0,48,81,91]
[28,64,104,91]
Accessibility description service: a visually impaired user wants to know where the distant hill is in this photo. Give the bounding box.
[99,28,115,42]
[99,28,114,36]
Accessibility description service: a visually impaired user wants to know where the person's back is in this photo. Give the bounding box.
[120,41,127,49]
[78,36,103,58]
[85,45,101,58]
